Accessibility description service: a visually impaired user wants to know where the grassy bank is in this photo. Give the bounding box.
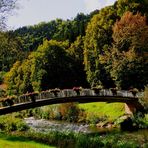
[0,133,55,148]
[79,102,125,121]
[6,130,148,148]
[24,102,125,124]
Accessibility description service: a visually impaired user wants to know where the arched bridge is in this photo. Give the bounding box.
[0,88,144,115]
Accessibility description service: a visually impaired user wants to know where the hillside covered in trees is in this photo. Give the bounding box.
[0,0,148,96]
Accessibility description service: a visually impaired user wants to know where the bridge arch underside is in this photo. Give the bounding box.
[0,96,144,115]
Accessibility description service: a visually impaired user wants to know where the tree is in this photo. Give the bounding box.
[13,19,63,52]
[5,39,88,94]
[0,0,17,30]
[84,6,117,87]
[68,36,84,62]
[113,11,148,53]
[83,0,148,89]
[115,0,148,17]
[5,61,22,95]
[30,39,87,90]
[110,12,148,89]
[0,31,24,71]
[67,36,89,87]
[53,20,74,42]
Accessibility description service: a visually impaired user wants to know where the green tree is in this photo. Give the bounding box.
[5,61,22,95]
[12,13,92,52]
[0,31,24,71]
[84,6,117,87]
[6,39,88,94]
[68,36,84,62]
[115,0,148,17]
[67,36,89,87]
[13,19,62,52]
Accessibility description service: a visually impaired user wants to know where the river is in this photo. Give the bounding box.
[24,117,148,138]
[25,117,92,133]
[24,117,119,134]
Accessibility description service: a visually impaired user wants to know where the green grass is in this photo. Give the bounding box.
[79,102,125,121]
[0,133,55,148]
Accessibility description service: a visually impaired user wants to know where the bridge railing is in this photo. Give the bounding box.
[0,88,143,108]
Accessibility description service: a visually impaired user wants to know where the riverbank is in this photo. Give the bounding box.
[4,128,148,148]
[0,115,148,148]
[24,102,125,124]
[0,132,55,148]
[22,117,148,147]
[22,102,148,130]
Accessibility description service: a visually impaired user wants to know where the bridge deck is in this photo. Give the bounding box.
[0,95,144,115]
[0,89,143,115]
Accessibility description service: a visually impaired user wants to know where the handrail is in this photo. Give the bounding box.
[0,88,143,108]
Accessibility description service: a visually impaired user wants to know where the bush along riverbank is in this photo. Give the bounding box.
[0,132,55,148]
[0,114,29,132]
[4,129,148,148]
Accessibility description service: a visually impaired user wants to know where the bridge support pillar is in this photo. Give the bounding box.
[125,103,136,115]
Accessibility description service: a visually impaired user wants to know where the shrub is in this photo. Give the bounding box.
[0,115,29,132]
[77,109,87,123]
[141,86,148,109]
[0,88,6,97]
[132,112,148,129]
[0,71,6,84]
[86,113,100,124]
[58,103,80,122]
[16,121,29,131]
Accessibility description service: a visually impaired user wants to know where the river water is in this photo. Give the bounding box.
[24,117,92,133]
[24,117,148,139]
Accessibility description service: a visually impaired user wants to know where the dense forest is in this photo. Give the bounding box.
[0,0,148,96]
